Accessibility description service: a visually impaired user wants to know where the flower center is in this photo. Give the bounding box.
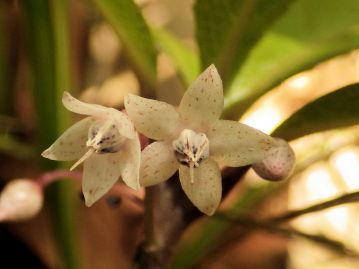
[173,129,209,183]
[70,119,127,171]
[87,119,127,154]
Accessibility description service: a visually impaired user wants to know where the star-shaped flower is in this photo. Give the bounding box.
[42,92,140,206]
[124,65,277,215]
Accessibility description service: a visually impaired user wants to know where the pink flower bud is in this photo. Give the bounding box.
[252,138,295,181]
[0,179,43,222]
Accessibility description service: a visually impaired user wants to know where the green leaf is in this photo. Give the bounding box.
[50,2,79,269]
[21,1,58,148]
[21,1,78,268]
[272,83,359,141]
[92,0,157,92]
[224,0,359,119]
[194,0,294,88]
[151,28,200,87]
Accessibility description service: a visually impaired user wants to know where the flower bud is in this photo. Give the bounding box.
[252,138,295,181]
[0,179,44,222]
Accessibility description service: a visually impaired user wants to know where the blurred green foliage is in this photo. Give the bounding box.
[21,1,77,268]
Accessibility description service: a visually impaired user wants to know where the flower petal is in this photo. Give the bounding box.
[209,120,277,167]
[82,152,122,206]
[178,65,223,128]
[62,91,108,117]
[108,108,136,139]
[117,134,141,190]
[124,94,180,140]
[140,141,179,187]
[41,117,94,161]
[179,158,221,215]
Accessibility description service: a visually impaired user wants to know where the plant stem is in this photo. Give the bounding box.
[139,186,161,269]
[36,170,83,187]
[144,186,157,251]
[138,176,195,269]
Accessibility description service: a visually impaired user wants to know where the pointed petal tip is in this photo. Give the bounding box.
[132,184,141,191]
[62,91,72,103]
[208,63,217,71]
[124,176,141,190]
[192,199,218,216]
[41,148,55,160]
[195,200,218,216]
[62,91,75,110]
[62,90,70,96]
[206,64,219,75]
[41,149,49,158]
[123,178,140,191]
[83,193,95,207]
[131,181,141,191]
[178,63,223,126]
[205,208,216,216]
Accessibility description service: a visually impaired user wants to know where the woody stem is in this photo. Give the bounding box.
[139,185,162,268]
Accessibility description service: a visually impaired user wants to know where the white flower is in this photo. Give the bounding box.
[42,92,140,206]
[124,65,277,215]
[0,179,43,222]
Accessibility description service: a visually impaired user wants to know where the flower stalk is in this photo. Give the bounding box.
[36,170,83,187]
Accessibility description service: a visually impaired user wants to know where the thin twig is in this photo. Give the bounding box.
[215,214,359,257]
[270,190,359,223]
[215,188,359,256]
